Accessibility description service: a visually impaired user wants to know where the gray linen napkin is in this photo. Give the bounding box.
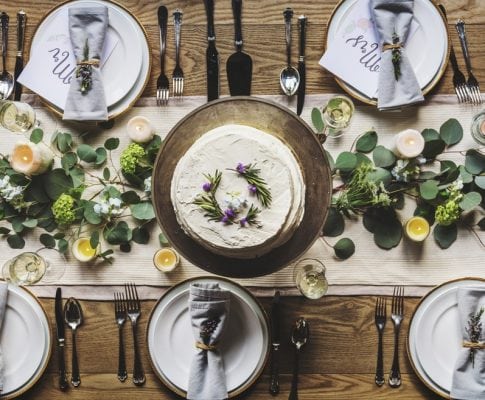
[187,283,230,400]
[371,0,424,110]
[450,287,485,399]
[0,283,8,393]
[63,7,108,121]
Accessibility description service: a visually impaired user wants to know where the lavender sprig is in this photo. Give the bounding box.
[391,33,402,81]
[466,307,484,368]
[76,39,93,94]
[240,204,262,227]
[230,163,272,208]
[193,170,225,222]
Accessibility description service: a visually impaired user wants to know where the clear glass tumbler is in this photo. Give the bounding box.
[293,258,329,299]
[0,100,36,133]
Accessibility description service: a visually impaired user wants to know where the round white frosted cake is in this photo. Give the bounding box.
[171,124,305,258]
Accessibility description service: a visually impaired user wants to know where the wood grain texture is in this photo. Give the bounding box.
[18,296,442,399]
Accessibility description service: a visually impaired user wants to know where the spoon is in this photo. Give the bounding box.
[0,13,13,100]
[64,297,83,387]
[289,317,309,400]
[280,8,300,96]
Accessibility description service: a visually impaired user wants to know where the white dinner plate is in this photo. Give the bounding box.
[327,0,448,104]
[408,278,485,398]
[0,284,51,399]
[147,277,270,398]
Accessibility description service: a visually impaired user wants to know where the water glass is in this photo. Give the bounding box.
[320,95,355,140]
[471,110,485,145]
[0,100,36,133]
[293,258,328,299]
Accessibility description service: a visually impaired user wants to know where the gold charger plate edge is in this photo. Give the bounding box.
[145,276,271,398]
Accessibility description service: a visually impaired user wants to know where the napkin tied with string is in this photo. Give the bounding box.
[187,283,230,400]
[63,7,108,121]
[451,287,485,399]
[371,0,424,110]
[0,283,8,393]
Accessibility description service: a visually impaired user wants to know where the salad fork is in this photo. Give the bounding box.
[125,283,145,386]
[156,6,169,106]
[114,292,127,382]
[172,10,184,98]
[456,19,482,105]
[374,297,386,386]
[389,286,404,388]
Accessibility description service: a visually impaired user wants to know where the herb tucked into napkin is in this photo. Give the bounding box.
[0,283,8,393]
[187,283,230,400]
[451,287,485,399]
[63,7,108,121]
[371,0,424,110]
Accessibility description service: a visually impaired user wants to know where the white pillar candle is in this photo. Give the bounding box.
[394,129,425,159]
[126,116,155,143]
[10,140,53,176]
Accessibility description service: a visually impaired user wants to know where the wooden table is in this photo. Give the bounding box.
[2,0,482,399]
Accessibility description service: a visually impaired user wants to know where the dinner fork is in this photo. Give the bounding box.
[389,286,404,388]
[156,6,169,106]
[125,283,145,386]
[456,19,482,105]
[374,297,386,387]
[438,5,469,103]
[172,10,184,98]
[114,292,127,382]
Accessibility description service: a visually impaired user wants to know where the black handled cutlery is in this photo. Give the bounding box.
[13,10,26,101]
[296,15,307,116]
[269,291,281,395]
[55,288,68,391]
[204,0,219,101]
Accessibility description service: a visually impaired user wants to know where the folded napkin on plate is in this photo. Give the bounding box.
[187,283,230,400]
[451,287,485,399]
[0,283,8,393]
[371,0,424,110]
[63,7,108,121]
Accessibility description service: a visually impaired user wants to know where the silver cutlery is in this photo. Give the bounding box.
[374,297,386,386]
[0,12,13,100]
[456,19,482,105]
[13,11,26,101]
[64,297,83,387]
[156,6,169,106]
[289,317,309,400]
[269,290,281,396]
[389,286,404,388]
[280,8,300,96]
[55,288,68,391]
[114,292,127,382]
[125,283,145,386]
[172,10,184,98]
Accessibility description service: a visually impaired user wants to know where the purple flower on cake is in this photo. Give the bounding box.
[221,215,230,224]
[248,184,257,194]
[240,217,247,227]
[202,182,212,192]
[224,208,236,219]
[236,163,247,174]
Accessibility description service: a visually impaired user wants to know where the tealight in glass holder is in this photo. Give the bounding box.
[471,110,485,145]
[318,95,355,142]
[293,258,328,299]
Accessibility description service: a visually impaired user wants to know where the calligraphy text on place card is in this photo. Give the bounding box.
[345,35,380,73]
[48,48,75,85]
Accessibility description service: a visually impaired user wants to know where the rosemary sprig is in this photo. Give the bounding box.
[193,170,226,222]
[76,39,93,94]
[231,163,272,208]
[240,204,262,227]
[391,32,401,81]
[466,307,484,368]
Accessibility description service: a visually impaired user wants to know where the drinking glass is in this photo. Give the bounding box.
[471,110,485,145]
[293,258,328,299]
[320,95,355,141]
[2,248,66,285]
[0,100,36,133]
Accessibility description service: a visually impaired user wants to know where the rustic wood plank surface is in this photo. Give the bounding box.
[19,296,444,399]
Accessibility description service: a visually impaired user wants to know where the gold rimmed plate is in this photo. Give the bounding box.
[151,97,332,278]
[146,276,270,398]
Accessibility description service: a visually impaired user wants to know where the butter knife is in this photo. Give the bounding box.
[296,15,307,116]
[269,290,281,395]
[55,288,68,391]
[13,10,26,101]
[204,0,219,101]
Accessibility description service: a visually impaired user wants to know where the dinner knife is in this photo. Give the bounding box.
[296,15,307,116]
[269,290,281,395]
[204,0,219,101]
[13,10,26,101]
[55,288,68,391]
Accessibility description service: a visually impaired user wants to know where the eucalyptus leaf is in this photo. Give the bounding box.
[24,179,50,203]
[475,176,485,190]
[419,180,440,200]
[433,223,457,249]
[373,146,396,168]
[104,137,120,150]
[421,128,440,142]
[30,128,44,144]
[355,152,372,166]
[440,160,457,172]
[355,130,378,153]
[104,221,132,245]
[84,202,102,225]
[422,139,446,159]
[311,108,324,133]
[103,167,110,181]
[70,167,85,188]
[90,231,100,249]
[120,243,131,253]
[465,149,485,174]
[335,152,358,173]
[478,218,485,230]
[7,234,25,249]
[414,203,436,225]
[374,217,402,249]
[130,202,155,220]
[57,238,69,254]
[77,144,97,163]
[367,167,392,186]
[11,217,25,233]
[61,152,78,172]
[419,171,438,180]
[22,219,38,228]
[459,192,482,211]
[0,227,10,234]
[333,238,355,260]
[159,232,169,246]
[439,118,463,146]
[40,233,56,248]
[121,191,141,205]
[132,226,150,244]
[322,207,345,237]
[43,169,73,200]
[56,133,73,153]
[95,147,107,165]
[459,165,474,184]
[53,232,65,239]
[325,150,335,172]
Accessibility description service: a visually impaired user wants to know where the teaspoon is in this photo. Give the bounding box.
[64,297,83,387]
[289,317,309,400]
[280,8,300,96]
[0,13,13,100]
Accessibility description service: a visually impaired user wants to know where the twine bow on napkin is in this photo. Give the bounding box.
[63,6,109,121]
[371,0,424,110]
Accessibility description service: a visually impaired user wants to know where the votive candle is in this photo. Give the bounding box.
[10,140,53,175]
[72,238,100,262]
[126,116,155,143]
[405,216,430,242]
[153,248,180,272]
[395,129,425,159]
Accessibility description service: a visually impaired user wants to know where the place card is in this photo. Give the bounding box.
[18,8,118,109]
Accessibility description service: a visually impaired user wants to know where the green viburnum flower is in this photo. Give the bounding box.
[52,194,76,225]
[435,200,461,226]
[120,143,146,174]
